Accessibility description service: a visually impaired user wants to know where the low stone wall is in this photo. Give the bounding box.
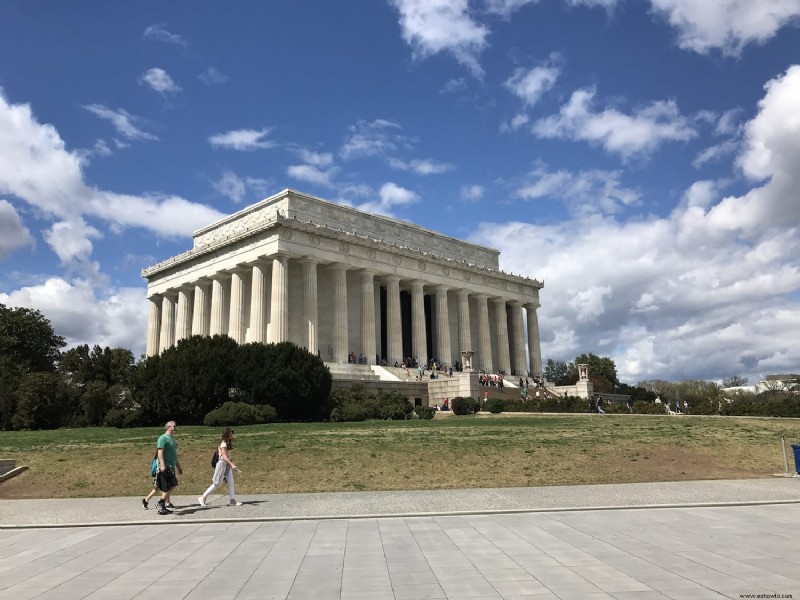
[331,379,430,407]
[428,373,480,408]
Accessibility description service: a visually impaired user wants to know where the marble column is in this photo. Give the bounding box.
[361,271,376,365]
[435,285,451,367]
[475,294,492,372]
[209,275,229,336]
[159,293,176,352]
[526,303,542,376]
[411,280,427,367]
[331,264,348,363]
[492,297,511,374]
[269,255,289,343]
[228,269,247,344]
[302,259,319,355]
[175,287,193,342]
[385,276,402,367]
[146,296,161,357]
[509,300,527,376]
[191,282,210,338]
[457,289,471,359]
[249,261,268,343]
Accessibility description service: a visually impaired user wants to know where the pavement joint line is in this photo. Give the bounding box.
[3,497,799,530]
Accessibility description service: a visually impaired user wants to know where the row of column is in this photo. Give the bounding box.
[146,258,542,376]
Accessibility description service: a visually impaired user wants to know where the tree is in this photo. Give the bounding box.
[12,372,70,430]
[544,359,575,386]
[0,304,65,375]
[234,341,333,421]
[575,353,619,392]
[722,375,749,388]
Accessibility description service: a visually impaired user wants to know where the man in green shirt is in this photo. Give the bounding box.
[155,420,183,515]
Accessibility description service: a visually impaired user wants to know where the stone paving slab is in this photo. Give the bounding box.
[1,477,798,528]
[1,503,799,599]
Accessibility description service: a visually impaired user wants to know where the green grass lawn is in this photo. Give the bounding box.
[1,414,798,498]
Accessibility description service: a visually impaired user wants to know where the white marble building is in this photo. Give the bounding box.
[142,189,543,376]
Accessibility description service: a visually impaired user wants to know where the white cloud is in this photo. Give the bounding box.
[286,164,339,188]
[139,67,181,95]
[340,119,407,160]
[83,104,158,141]
[198,67,228,85]
[440,78,467,94]
[469,66,800,383]
[213,169,246,202]
[515,166,640,215]
[0,278,147,356]
[500,113,530,133]
[693,140,739,168]
[212,169,272,203]
[208,128,276,151]
[533,88,696,161]
[42,218,101,269]
[0,92,225,251]
[504,60,560,107]
[295,149,334,168]
[0,199,33,260]
[388,0,488,77]
[707,65,800,232]
[649,0,800,56]
[387,157,455,175]
[460,184,485,202]
[355,182,420,217]
[142,23,187,47]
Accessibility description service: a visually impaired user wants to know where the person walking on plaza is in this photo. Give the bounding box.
[198,428,242,507]
[155,421,183,515]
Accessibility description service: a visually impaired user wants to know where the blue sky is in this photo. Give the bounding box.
[1,1,799,384]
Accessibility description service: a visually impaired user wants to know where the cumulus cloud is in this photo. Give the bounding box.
[83,104,158,141]
[355,182,420,216]
[707,65,800,232]
[294,149,334,168]
[212,169,272,203]
[387,0,489,77]
[139,67,181,95]
[387,157,455,175]
[0,199,33,259]
[500,113,530,133]
[287,164,339,188]
[460,184,485,202]
[198,67,228,85]
[142,23,187,47]
[0,278,148,356]
[515,166,640,215]
[470,66,800,383]
[0,93,225,251]
[649,0,800,56]
[340,119,408,160]
[504,59,561,107]
[533,88,696,161]
[208,128,277,151]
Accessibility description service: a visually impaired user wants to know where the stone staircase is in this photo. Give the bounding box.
[324,363,381,382]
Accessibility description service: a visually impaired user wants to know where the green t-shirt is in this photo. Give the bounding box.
[157,433,178,468]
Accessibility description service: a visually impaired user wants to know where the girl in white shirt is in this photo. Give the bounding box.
[198,427,242,506]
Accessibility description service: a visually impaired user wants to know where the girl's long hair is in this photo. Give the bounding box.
[221,427,234,450]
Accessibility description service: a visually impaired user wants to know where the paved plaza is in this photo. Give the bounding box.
[1,479,799,599]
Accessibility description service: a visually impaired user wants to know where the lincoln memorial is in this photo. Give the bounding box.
[142,189,543,378]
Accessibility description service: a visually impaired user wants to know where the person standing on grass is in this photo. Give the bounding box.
[155,421,183,515]
[198,428,242,507]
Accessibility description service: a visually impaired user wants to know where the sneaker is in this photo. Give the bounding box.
[197,496,206,507]
[166,503,176,510]
[142,498,148,510]
[157,502,172,515]
[229,499,243,506]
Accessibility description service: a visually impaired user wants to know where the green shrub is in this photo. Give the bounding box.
[330,402,370,422]
[452,396,479,415]
[379,395,413,420]
[105,407,144,428]
[203,401,276,426]
[484,397,504,413]
[603,402,629,414]
[415,405,435,419]
[632,401,666,415]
